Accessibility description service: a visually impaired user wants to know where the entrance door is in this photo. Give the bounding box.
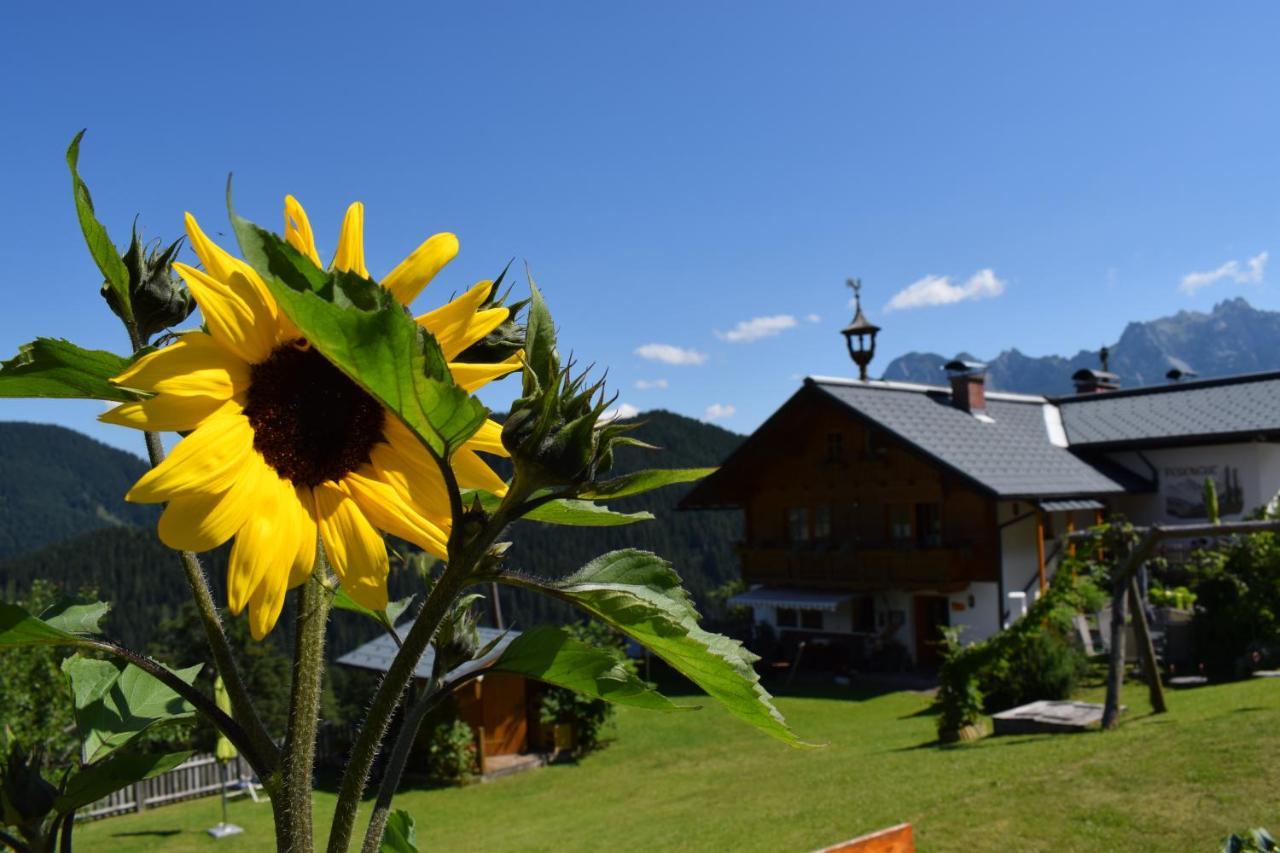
[913,595,951,669]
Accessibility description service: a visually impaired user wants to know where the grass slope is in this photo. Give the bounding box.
[78,679,1280,852]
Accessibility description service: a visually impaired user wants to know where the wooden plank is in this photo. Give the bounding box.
[813,823,914,853]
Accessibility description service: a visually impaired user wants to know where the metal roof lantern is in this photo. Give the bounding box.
[841,278,880,381]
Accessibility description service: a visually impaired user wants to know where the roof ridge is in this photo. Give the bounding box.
[1054,368,1280,404]
[806,375,1047,404]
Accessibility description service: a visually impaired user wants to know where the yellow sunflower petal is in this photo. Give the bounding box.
[112,332,249,398]
[313,480,388,610]
[463,419,507,457]
[126,410,254,502]
[448,356,521,393]
[343,468,450,560]
[227,470,294,627]
[290,487,319,588]
[100,394,234,432]
[242,475,305,639]
[284,195,322,267]
[375,417,451,518]
[383,232,459,305]
[184,213,277,313]
[413,280,494,360]
[155,454,267,552]
[174,264,278,365]
[332,202,368,278]
[451,447,508,496]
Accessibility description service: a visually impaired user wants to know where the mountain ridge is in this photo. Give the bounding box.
[881,297,1280,395]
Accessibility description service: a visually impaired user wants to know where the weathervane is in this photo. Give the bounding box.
[840,277,881,381]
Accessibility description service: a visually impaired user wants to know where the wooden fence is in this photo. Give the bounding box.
[79,753,253,821]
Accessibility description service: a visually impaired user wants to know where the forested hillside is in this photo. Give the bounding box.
[0,411,744,653]
[0,422,157,560]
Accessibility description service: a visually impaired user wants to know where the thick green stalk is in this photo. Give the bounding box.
[124,321,280,783]
[325,565,469,853]
[360,678,445,853]
[275,570,332,853]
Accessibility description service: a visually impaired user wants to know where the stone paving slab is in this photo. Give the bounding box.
[992,700,1109,735]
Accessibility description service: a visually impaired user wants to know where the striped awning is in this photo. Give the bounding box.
[728,587,853,612]
[1039,499,1105,512]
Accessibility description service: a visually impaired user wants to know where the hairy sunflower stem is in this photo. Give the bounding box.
[359,675,445,853]
[122,324,280,784]
[327,475,534,853]
[276,567,332,853]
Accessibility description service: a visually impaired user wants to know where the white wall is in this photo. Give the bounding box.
[1106,442,1280,524]
[948,582,1000,645]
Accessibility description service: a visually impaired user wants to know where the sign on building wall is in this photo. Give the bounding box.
[1162,463,1244,519]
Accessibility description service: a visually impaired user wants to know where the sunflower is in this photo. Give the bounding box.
[101,198,519,639]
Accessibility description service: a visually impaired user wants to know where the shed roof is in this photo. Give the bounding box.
[336,625,518,682]
[1056,370,1280,448]
[809,378,1129,498]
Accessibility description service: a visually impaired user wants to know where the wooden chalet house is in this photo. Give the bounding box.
[681,287,1280,668]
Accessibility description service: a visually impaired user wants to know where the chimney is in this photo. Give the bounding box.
[1071,368,1120,394]
[1165,367,1197,383]
[944,360,988,413]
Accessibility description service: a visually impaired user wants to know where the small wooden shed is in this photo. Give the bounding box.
[336,626,541,763]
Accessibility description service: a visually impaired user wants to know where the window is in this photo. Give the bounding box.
[889,504,912,544]
[776,607,798,628]
[787,507,810,543]
[916,502,942,548]
[826,432,844,462]
[800,610,824,630]
[813,505,831,541]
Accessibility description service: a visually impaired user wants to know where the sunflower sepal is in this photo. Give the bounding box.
[106,226,197,344]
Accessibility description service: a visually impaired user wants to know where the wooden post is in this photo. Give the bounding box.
[1035,511,1047,594]
[1127,574,1167,714]
[1066,515,1076,559]
[1102,577,1127,730]
[134,780,146,812]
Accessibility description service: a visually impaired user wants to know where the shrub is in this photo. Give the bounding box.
[1187,529,1280,681]
[423,718,478,785]
[935,570,1092,740]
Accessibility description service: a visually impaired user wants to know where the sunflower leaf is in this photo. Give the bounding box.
[380,810,420,853]
[0,338,138,402]
[498,550,809,747]
[55,749,194,814]
[482,625,687,712]
[466,490,653,526]
[578,468,716,501]
[62,655,201,764]
[235,216,487,458]
[67,131,131,320]
[0,601,94,648]
[39,599,111,635]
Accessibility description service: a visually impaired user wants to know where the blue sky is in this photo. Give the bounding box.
[3,2,1279,453]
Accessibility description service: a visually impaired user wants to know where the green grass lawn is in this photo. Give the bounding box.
[77,678,1279,852]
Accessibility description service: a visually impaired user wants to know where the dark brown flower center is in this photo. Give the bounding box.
[244,344,385,488]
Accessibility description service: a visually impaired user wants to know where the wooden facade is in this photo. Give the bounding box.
[713,392,1000,593]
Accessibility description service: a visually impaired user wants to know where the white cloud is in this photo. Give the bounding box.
[715,314,797,343]
[601,402,640,422]
[805,313,821,323]
[634,378,668,390]
[1179,251,1268,295]
[883,268,1006,312]
[634,343,707,365]
[703,403,736,421]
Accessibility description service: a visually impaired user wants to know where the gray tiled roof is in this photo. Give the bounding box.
[1057,372,1280,447]
[336,625,518,682]
[813,379,1129,498]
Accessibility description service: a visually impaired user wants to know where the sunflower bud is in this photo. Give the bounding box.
[102,227,196,344]
[501,281,638,493]
[0,743,56,842]
[431,594,483,680]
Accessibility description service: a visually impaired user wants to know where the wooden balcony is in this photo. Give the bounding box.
[738,540,993,591]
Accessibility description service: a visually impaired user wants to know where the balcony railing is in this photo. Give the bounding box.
[738,540,990,590]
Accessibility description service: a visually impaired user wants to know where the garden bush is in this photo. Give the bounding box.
[936,568,1099,740]
[1187,526,1280,681]
[424,718,479,785]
